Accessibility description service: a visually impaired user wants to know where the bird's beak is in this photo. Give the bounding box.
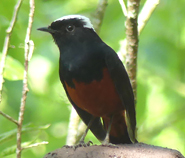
[37,27,54,33]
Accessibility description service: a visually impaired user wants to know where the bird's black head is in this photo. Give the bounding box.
[38,15,97,48]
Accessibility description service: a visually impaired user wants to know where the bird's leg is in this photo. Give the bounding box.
[74,116,95,148]
[102,115,115,145]
[79,116,95,142]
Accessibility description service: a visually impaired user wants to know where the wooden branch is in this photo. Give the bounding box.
[22,141,49,150]
[92,0,108,33]
[138,0,160,34]
[76,121,87,143]
[43,143,185,158]
[66,107,81,145]
[118,0,127,17]
[125,0,140,101]
[16,0,35,157]
[0,0,23,103]
[118,0,160,70]
[0,111,18,125]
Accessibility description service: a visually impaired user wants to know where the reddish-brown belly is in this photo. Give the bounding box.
[65,68,123,117]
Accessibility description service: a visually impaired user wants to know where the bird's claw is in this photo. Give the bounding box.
[76,140,93,148]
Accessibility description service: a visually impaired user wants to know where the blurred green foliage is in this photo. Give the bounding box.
[0,0,185,157]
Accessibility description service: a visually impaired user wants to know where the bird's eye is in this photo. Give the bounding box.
[66,25,75,32]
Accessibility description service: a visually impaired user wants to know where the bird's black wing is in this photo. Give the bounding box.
[104,45,137,143]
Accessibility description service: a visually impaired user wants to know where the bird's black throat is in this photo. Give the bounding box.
[57,36,107,88]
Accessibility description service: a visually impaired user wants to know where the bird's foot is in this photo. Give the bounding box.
[76,140,93,148]
[101,130,118,148]
[101,140,118,148]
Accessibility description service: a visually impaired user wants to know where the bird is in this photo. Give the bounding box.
[38,15,137,145]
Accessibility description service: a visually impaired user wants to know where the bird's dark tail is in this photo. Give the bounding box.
[102,110,137,144]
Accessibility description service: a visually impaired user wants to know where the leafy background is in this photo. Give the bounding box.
[0,0,185,157]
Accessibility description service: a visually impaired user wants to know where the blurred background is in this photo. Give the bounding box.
[0,0,185,157]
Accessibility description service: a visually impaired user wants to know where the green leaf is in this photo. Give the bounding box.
[0,144,16,157]
[0,123,50,144]
[0,54,24,80]
[0,141,48,157]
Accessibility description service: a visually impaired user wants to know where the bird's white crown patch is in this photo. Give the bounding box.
[54,15,94,30]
